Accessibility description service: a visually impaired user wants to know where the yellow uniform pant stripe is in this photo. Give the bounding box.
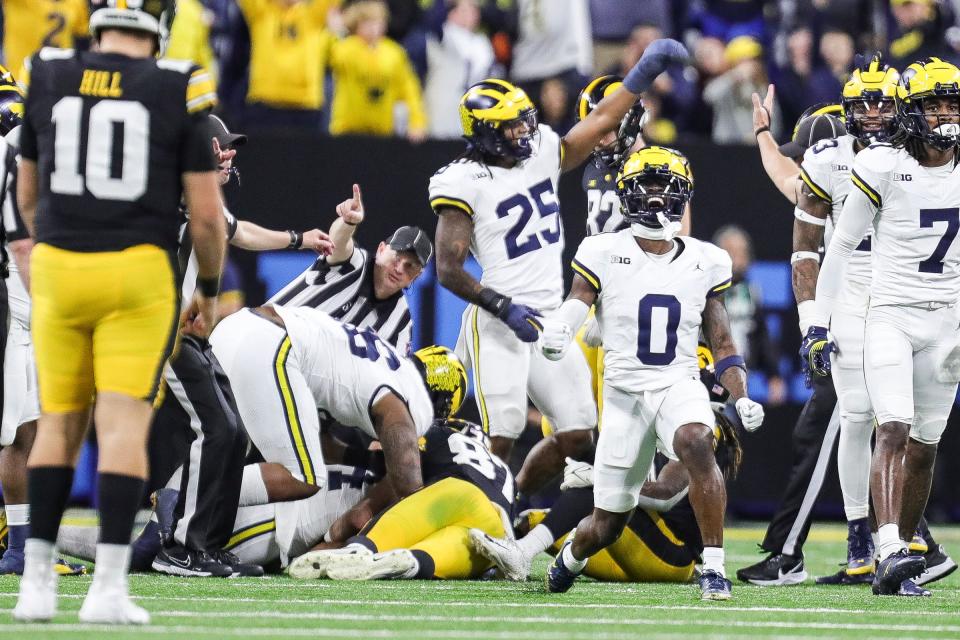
[225,519,276,550]
[273,337,316,485]
[470,307,490,432]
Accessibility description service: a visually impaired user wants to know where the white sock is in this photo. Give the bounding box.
[871,532,880,556]
[5,503,29,526]
[238,465,269,507]
[92,543,131,587]
[517,524,554,558]
[877,523,905,561]
[702,546,725,578]
[23,538,55,583]
[838,418,873,521]
[560,538,586,572]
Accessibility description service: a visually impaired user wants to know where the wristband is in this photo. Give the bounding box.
[790,251,820,265]
[477,287,511,318]
[197,276,221,298]
[794,207,827,226]
[715,355,747,381]
[287,230,303,249]
[754,126,770,136]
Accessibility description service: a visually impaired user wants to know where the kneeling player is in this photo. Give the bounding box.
[289,417,513,581]
[535,147,764,601]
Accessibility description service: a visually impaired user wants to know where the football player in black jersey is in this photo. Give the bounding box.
[15,0,225,624]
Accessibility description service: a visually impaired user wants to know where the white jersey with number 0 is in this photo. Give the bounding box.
[572,232,733,393]
[429,124,565,310]
[271,305,434,440]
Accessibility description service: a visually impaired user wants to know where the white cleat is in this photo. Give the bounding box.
[468,528,531,581]
[78,584,150,625]
[12,571,57,622]
[287,545,372,580]
[326,549,417,581]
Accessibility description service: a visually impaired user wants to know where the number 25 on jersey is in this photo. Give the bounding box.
[496,178,561,259]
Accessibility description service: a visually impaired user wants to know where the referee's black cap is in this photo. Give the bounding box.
[387,226,433,266]
[208,114,247,149]
[777,113,844,158]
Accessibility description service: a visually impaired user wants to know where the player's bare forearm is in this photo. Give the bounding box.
[561,89,642,172]
[567,274,598,307]
[792,183,829,303]
[436,208,484,304]
[639,460,689,501]
[15,159,38,237]
[702,296,748,400]
[373,394,423,499]
[183,171,227,279]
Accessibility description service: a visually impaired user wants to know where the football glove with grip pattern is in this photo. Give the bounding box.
[799,325,835,387]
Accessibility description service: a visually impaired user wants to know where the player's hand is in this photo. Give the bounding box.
[538,318,573,360]
[582,314,602,348]
[335,183,365,226]
[752,84,774,133]
[799,325,835,386]
[624,38,689,94]
[735,398,765,432]
[407,128,427,144]
[560,457,594,491]
[180,294,219,339]
[498,303,543,343]
[300,229,335,255]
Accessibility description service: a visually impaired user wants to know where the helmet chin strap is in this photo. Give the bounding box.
[631,211,681,240]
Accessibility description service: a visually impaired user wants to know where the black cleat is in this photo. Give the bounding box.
[872,550,926,595]
[815,567,873,585]
[210,548,264,577]
[152,544,233,578]
[916,544,958,586]
[736,553,807,586]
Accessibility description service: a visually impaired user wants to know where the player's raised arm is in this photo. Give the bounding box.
[371,392,424,499]
[560,39,688,172]
[701,296,764,432]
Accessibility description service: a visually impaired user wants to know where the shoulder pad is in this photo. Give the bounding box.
[37,47,75,62]
[855,144,899,173]
[156,58,196,74]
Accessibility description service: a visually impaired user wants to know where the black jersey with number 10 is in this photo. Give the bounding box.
[20,48,217,253]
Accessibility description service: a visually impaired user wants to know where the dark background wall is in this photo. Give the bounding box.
[220,133,960,522]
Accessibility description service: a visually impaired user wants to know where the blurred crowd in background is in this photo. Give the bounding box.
[8,0,960,144]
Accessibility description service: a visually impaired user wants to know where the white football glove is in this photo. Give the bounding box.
[560,457,594,491]
[538,318,573,361]
[582,314,602,348]
[937,341,960,383]
[735,397,765,432]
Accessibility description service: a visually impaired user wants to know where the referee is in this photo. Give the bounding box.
[268,183,432,353]
[149,115,336,578]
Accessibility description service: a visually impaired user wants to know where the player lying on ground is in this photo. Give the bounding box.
[287,417,513,581]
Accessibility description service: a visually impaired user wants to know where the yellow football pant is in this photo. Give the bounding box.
[362,477,507,579]
[31,243,179,412]
[527,509,694,583]
[542,309,604,436]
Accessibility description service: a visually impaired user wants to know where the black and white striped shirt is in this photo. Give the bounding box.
[268,247,413,355]
[177,206,239,302]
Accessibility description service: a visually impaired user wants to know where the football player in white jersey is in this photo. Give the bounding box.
[431,39,689,491]
[210,305,436,504]
[795,56,904,585]
[810,57,960,596]
[536,147,765,601]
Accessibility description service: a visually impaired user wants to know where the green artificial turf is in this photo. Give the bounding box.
[2,522,959,639]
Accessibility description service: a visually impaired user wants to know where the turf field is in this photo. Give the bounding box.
[1,522,959,639]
